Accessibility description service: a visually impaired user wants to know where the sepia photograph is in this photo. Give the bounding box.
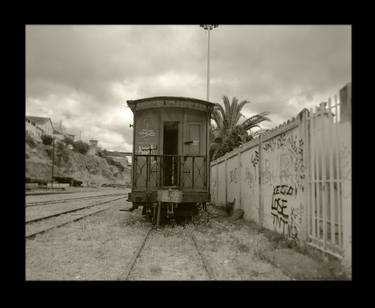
[25,25,351,281]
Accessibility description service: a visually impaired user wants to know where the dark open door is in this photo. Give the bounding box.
[163,122,179,186]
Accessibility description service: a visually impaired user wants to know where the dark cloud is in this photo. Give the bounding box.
[26,25,351,150]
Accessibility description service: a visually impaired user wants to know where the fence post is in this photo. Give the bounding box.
[340,82,352,276]
[298,108,310,242]
[258,135,263,227]
[225,154,228,206]
[238,150,242,210]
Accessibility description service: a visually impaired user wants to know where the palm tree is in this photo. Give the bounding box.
[210,96,270,160]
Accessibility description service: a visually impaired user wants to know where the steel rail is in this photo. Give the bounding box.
[25,197,127,239]
[117,226,154,280]
[26,206,113,239]
[26,192,128,207]
[26,196,127,224]
[190,232,216,280]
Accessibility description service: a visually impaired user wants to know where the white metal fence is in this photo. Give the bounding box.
[306,84,351,259]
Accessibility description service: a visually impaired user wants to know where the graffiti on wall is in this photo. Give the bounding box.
[262,159,272,185]
[229,167,238,184]
[262,132,305,189]
[287,135,305,188]
[251,150,259,167]
[245,166,254,189]
[280,153,292,184]
[271,184,300,240]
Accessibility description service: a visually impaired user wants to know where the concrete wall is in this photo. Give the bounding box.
[211,117,303,241]
[261,126,304,241]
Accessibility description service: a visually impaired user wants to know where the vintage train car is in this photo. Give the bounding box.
[126,96,215,225]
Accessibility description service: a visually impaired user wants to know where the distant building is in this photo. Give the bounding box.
[53,128,65,141]
[26,116,54,140]
[88,139,99,155]
[26,118,44,141]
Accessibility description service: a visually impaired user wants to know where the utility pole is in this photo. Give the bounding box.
[51,137,55,188]
[200,24,218,101]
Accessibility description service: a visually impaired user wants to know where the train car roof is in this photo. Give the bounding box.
[126,96,216,112]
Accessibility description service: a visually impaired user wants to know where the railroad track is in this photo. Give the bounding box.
[26,192,128,207]
[26,195,127,239]
[118,226,155,280]
[117,224,216,280]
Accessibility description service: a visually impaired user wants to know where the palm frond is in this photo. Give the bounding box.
[240,112,271,131]
[211,109,224,131]
[222,96,231,118]
[229,97,238,129]
[233,100,251,125]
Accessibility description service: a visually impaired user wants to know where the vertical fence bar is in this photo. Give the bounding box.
[302,109,309,242]
[225,156,228,206]
[238,152,242,209]
[328,98,335,246]
[311,109,316,239]
[316,107,323,240]
[216,160,219,202]
[320,102,327,248]
[336,94,343,249]
[258,135,263,227]
[320,102,327,249]
[334,94,342,248]
[308,108,315,237]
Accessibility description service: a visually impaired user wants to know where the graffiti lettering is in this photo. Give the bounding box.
[287,208,300,240]
[273,185,295,196]
[271,184,299,241]
[262,159,271,184]
[280,153,292,183]
[271,198,289,219]
[139,128,155,138]
[251,150,259,167]
[276,133,287,149]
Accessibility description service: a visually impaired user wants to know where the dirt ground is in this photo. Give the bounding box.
[26,201,348,280]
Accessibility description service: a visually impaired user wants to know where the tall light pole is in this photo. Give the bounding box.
[200,24,218,101]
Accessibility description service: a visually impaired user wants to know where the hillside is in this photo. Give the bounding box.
[26,137,131,186]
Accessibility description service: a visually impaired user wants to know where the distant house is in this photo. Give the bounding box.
[88,140,99,155]
[26,116,54,137]
[26,118,44,141]
[53,128,65,141]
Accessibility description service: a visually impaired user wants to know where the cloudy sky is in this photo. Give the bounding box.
[26,25,351,152]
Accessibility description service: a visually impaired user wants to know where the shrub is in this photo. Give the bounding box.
[63,136,75,146]
[56,141,69,165]
[41,134,53,145]
[73,140,90,155]
[105,156,125,172]
[26,133,36,148]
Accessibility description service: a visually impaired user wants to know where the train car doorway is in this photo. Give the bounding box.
[163,121,179,186]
